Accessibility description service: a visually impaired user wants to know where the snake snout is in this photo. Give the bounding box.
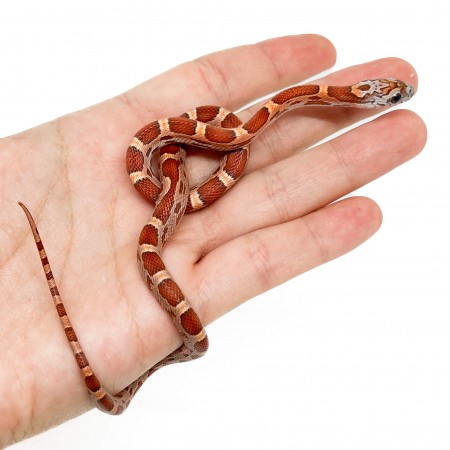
[405,83,415,100]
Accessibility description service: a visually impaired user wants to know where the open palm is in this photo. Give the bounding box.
[0,34,425,445]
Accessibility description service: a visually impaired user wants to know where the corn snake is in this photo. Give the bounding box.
[19,78,413,414]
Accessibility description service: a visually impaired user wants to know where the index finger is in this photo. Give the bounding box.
[116,34,337,126]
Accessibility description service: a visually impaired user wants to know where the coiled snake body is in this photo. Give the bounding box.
[19,78,413,414]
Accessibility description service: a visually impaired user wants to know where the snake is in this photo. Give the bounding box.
[19,78,413,415]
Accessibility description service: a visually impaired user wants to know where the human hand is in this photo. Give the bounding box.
[0,34,425,445]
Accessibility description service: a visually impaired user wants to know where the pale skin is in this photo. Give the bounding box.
[0,34,426,446]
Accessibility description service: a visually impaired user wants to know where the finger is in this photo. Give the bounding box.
[239,57,418,172]
[196,196,382,323]
[187,109,426,257]
[181,57,417,198]
[120,34,336,121]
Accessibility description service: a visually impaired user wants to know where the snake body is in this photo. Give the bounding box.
[20,78,413,414]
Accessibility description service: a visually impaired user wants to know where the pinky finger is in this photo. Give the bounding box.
[197,196,382,323]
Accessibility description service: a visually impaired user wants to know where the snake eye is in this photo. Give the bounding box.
[390,92,402,104]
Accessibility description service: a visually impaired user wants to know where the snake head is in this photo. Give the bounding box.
[353,78,414,107]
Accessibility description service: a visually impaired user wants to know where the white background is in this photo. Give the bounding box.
[2,1,449,449]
